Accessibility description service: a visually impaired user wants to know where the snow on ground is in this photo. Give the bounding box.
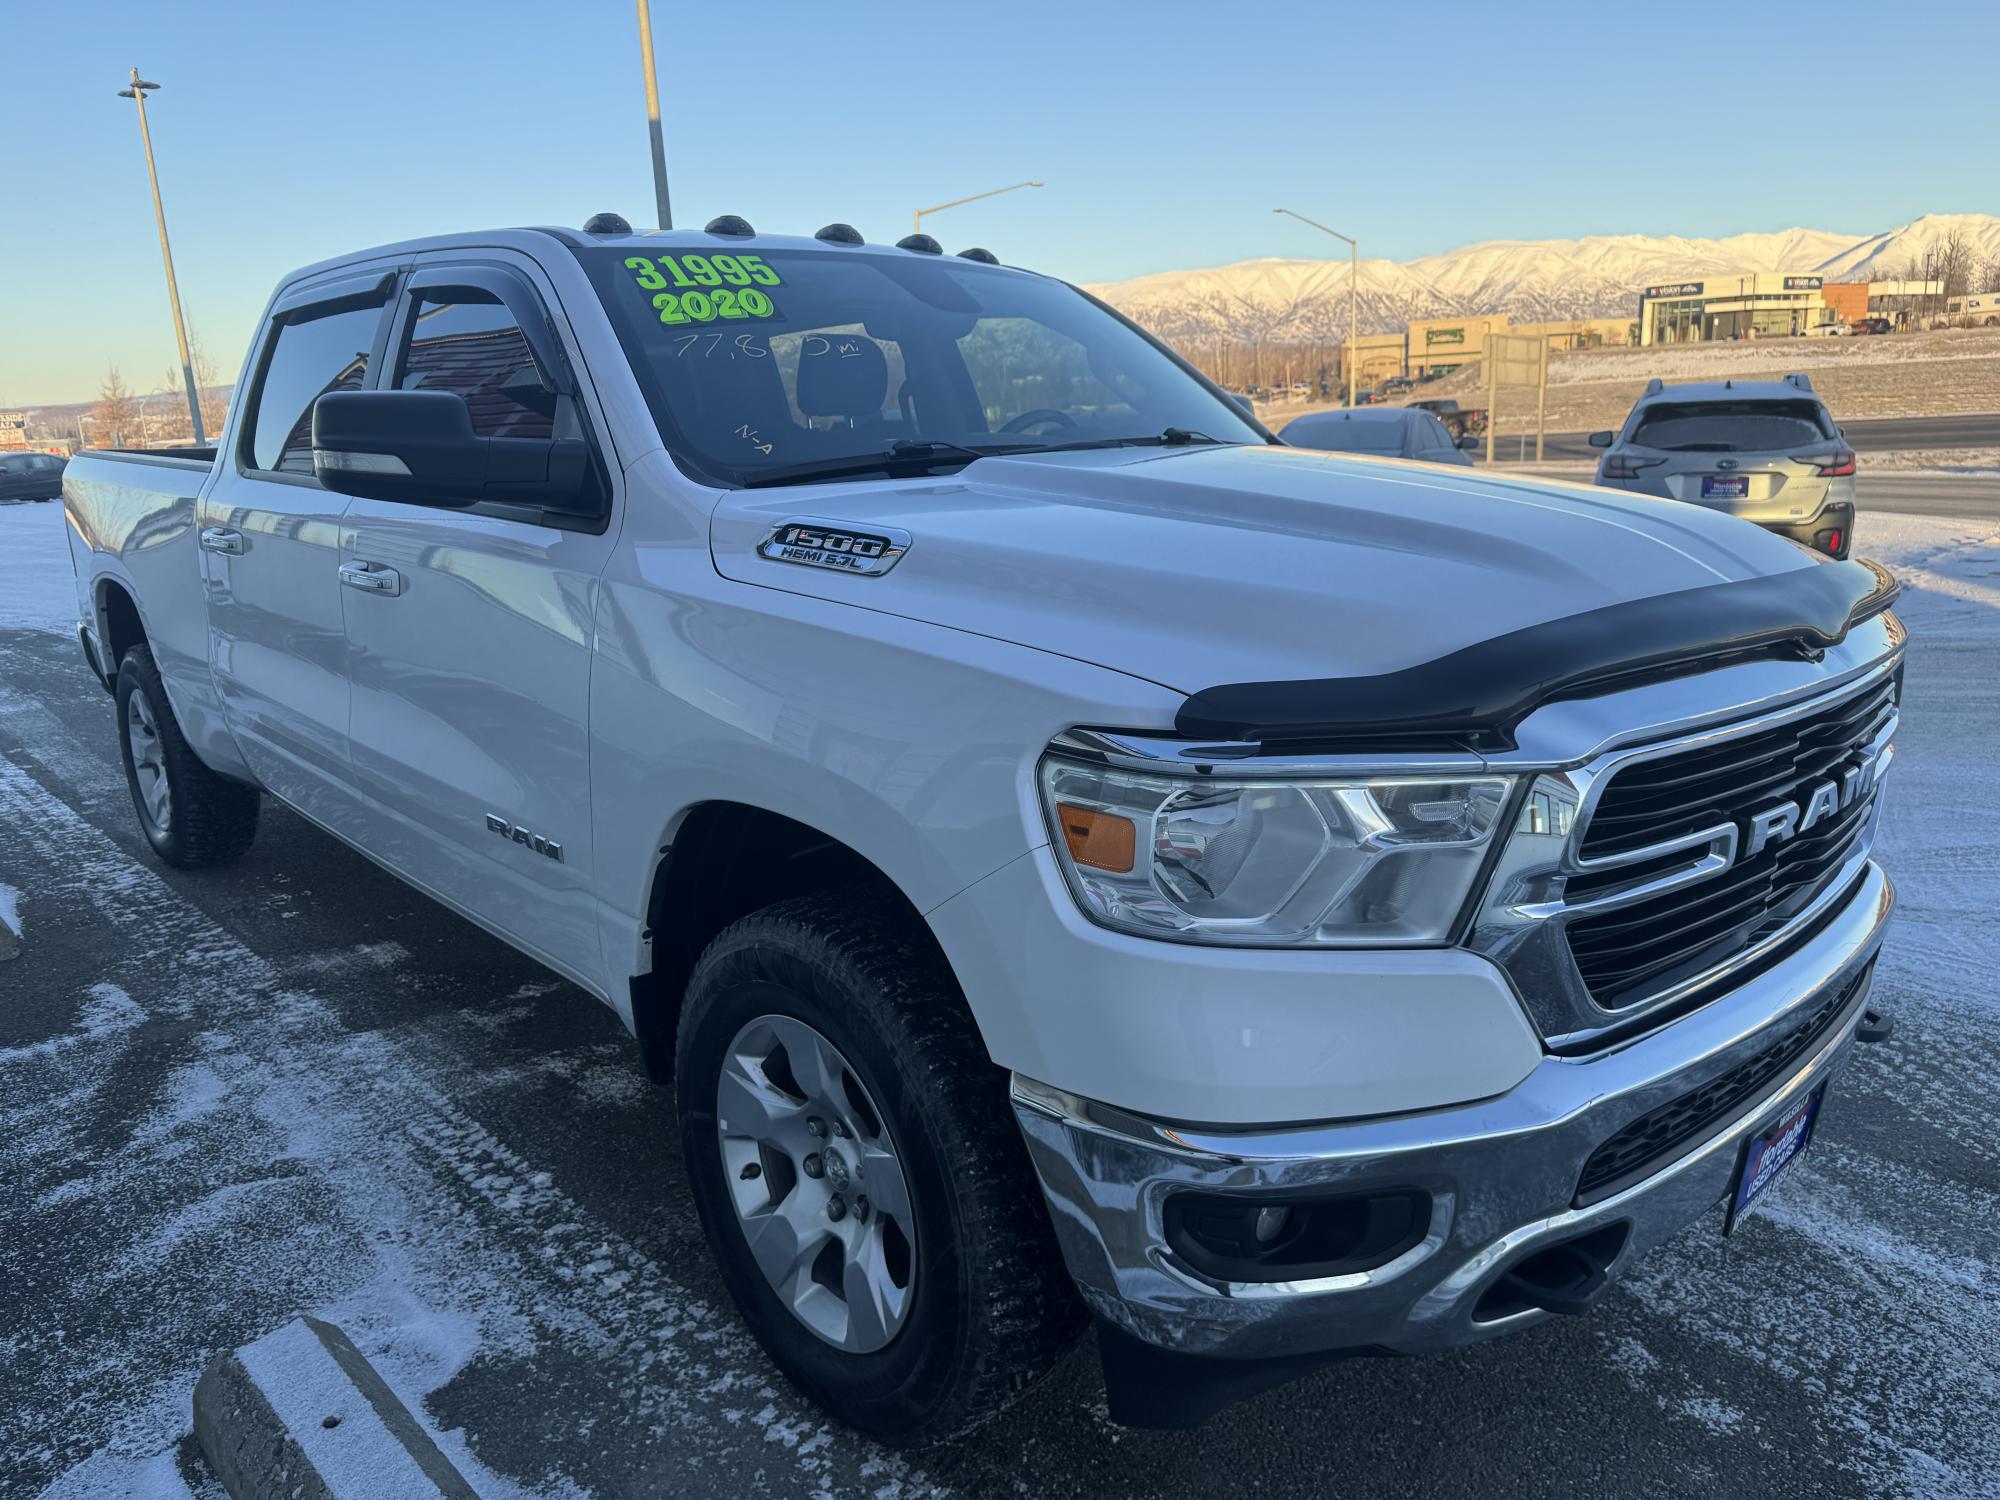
[0,500,78,633]
[1543,327,2000,387]
[1857,447,2000,475]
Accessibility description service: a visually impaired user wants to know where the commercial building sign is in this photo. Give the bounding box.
[1642,281,1704,300]
[1425,327,1466,346]
[1783,276,1824,291]
[0,412,26,450]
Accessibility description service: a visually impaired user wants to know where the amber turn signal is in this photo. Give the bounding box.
[1056,803,1136,872]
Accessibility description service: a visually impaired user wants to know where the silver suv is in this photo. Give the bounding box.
[1590,375,1855,558]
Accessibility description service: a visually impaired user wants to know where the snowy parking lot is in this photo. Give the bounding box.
[3,492,1998,1499]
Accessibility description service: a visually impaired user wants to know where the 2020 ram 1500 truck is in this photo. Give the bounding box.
[63,218,1902,1444]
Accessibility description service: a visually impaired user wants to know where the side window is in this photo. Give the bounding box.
[396,290,575,441]
[249,301,385,474]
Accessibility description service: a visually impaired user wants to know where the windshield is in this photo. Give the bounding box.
[1629,399,1832,453]
[575,244,1264,486]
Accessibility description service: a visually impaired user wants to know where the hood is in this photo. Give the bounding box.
[708,444,1818,696]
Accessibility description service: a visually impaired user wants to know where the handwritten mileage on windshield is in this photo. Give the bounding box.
[624,253,783,326]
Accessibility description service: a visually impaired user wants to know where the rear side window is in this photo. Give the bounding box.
[1630,400,1832,453]
[395,291,569,440]
[250,302,385,473]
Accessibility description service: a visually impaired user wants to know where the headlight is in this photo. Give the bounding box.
[1039,757,1512,946]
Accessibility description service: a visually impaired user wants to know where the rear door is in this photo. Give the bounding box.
[336,253,619,989]
[199,271,398,832]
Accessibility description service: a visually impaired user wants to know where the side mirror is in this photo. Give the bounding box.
[1228,392,1256,417]
[1588,430,1615,448]
[311,389,589,509]
[1458,434,1482,450]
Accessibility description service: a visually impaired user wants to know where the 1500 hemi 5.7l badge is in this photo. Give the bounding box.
[759,519,911,577]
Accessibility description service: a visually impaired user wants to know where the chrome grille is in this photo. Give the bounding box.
[1565,673,1897,1009]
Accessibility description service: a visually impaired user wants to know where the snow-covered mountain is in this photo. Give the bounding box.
[1085,214,2000,344]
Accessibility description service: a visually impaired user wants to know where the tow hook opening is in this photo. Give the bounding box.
[1476,1222,1630,1321]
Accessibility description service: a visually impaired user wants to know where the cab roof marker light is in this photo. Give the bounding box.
[895,233,944,255]
[815,223,865,245]
[581,212,633,236]
[957,247,1000,264]
[703,214,755,237]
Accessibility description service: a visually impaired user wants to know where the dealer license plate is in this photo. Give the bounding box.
[1702,475,1750,499]
[1724,1082,1825,1235]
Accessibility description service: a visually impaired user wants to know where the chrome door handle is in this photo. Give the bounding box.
[338,561,403,597]
[199,527,245,555]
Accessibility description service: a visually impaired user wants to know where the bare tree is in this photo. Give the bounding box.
[89,367,141,449]
[150,332,229,442]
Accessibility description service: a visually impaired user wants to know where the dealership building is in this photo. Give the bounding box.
[1339,315,1633,387]
[1637,273,1868,345]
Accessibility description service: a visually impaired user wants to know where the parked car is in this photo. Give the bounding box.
[1590,374,1855,557]
[1805,321,1851,337]
[1409,397,1488,438]
[1280,406,1476,464]
[1851,317,1895,335]
[62,219,1903,1443]
[1380,374,1414,394]
[0,450,66,502]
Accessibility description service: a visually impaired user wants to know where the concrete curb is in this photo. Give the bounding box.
[193,1316,478,1499]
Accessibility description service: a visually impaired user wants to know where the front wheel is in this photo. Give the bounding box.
[675,892,1085,1445]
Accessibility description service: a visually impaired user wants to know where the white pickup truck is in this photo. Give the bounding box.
[63,217,1903,1443]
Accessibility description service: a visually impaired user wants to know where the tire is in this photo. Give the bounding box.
[115,646,260,868]
[675,891,1086,1445]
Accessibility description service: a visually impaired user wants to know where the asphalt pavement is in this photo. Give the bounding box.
[4,504,1998,1499]
[1484,411,2000,462]
[1856,473,2000,522]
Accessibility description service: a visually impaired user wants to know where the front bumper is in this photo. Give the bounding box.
[1013,862,1892,1376]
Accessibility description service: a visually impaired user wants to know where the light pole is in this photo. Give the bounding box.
[634,0,672,229]
[1274,208,1358,407]
[118,68,204,447]
[914,181,1043,236]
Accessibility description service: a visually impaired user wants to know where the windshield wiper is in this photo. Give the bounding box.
[741,440,1018,489]
[1016,428,1231,455]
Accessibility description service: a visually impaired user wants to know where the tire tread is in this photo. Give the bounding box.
[677,890,1085,1444]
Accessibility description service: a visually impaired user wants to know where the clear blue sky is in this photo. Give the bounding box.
[3,0,1993,406]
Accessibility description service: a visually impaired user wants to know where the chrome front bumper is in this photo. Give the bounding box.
[1012,862,1893,1363]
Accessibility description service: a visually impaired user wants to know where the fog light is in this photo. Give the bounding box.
[1163,1188,1430,1283]
[1253,1206,1292,1244]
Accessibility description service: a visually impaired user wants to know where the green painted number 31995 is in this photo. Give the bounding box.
[624,253,783,326]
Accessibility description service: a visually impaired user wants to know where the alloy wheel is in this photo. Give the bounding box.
[716,1014,916,1353]
[126,690,172,834]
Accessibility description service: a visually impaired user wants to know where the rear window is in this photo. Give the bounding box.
[1283,416,1406,454]
[1630,399,1832,453]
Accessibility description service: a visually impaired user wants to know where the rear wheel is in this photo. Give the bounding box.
[675,892,1085,1445]
[115,646,260,868]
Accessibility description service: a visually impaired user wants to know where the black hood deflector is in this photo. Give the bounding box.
[1174,558,1900,748]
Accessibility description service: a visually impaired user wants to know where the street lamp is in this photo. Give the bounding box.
[1274,208,1358,408]
[914,181,1043,236]
[117,67,205,447]
[634,0,672,229]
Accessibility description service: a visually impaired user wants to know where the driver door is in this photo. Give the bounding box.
[336,254,619,990]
